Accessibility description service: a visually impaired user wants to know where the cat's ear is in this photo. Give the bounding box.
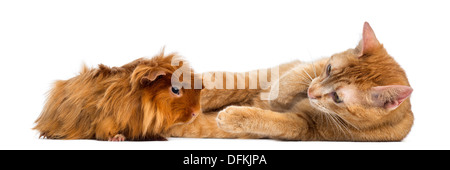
[356,22,381,57]
[370,85,413,111]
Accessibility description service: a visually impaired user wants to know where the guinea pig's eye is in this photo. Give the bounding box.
[171,86,180,96]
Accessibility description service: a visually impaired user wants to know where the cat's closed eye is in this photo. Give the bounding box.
[331,91,343,103]
[326,64,332,76]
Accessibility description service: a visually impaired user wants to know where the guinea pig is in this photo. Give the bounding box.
[33,51,202,141]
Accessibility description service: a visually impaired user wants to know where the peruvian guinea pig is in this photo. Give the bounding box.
[33,51,202,141]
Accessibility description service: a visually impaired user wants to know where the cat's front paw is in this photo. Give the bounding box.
[216,106,255,133]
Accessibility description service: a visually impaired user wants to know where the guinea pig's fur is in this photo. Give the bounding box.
[33,51,202,141]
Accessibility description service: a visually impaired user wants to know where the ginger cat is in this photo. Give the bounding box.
[167,22,414,141]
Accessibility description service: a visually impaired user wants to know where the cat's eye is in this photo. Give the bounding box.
[331,92,343,103]
[171,86,181,96]
[326,64,332,76]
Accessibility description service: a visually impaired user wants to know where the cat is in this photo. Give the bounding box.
[167,22,414,141]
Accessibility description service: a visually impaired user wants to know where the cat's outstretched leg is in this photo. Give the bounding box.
[216,106,311,140]
[268,58,328,109]
[201,71,262,112]
[201,60,304,112]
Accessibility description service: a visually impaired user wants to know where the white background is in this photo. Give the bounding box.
[1,0,449,150]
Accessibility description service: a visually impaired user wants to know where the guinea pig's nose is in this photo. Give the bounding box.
[191,109,200,117]
[191,111,198,117]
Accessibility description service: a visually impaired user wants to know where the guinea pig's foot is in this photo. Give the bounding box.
[108,134,126,141]
[38,133,48,139]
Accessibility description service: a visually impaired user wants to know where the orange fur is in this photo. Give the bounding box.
[167,22,414,141]
[34,51,202,141]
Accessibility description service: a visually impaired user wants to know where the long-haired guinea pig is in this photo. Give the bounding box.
[33,51,202,141]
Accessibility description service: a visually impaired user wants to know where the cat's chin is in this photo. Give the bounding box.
[308,99,328,113]
[308,98,319,108]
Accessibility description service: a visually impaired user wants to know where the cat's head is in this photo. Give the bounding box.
[307,22,413,129]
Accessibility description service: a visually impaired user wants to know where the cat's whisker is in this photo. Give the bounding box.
[322,107,358,131]
[307,49,317,78]
[324,114,334,133]
[313,101,353,136]
[311,61,317,79]
[287,80,311,86]
[326,109,359,134]
[328,113,346,135]
[332,113,360,131]
[316,108,333,131]
[315,104,337,129]
[283,76,311,86]
[332,114,352,135]
[293,69,312,83]
[301,68,313,81]
[298,78,311,84]
[291,74,312,86]
[296,82,310,86]
[317,112,325,125]
[326,110,348,133]
[327,114,342,135]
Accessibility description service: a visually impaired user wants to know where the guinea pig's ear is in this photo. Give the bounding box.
[140,70,166,86]
[131,65,170,89]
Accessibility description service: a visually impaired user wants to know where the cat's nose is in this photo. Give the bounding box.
[309,93,320,99]
[308,88,320,99]
[308,89,314,99]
